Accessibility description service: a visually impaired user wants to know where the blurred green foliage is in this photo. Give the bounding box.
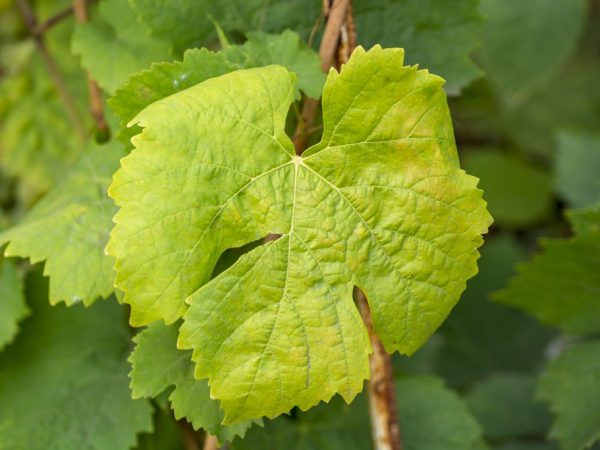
[0,0,599,449]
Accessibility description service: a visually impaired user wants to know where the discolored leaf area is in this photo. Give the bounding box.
[108,46,491,422]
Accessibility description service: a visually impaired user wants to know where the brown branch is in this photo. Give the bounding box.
[293,0,350,154]
[72,0,109,139]
[177,420,202,450]
[202,433,218,450]
[16,0,87,141]
[33,0,98,35]
[356,289,402,450]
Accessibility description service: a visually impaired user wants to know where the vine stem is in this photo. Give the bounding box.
[16,0,87,141]
[202,434,218,450]
[71,0,109,138]
[294,2,403,449]
[356,290,403,450]
[177,420,202,450]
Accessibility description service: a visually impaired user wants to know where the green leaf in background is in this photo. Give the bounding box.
[130,0,321,54]
[129,322,255,442]
[495,205,600,336]
[235,376,485,450]
[71,0,171,93]
[466,373,552,441]
[461,150,553,228]
[108,47,490,422]
[109,31,324,144]
[538,340,600,450]
[0,257,27,350]
[0,270,153,450]
[435,234,554,389]
[555,131,600,208]
[0,142,124,306]
[353,0,482,94]
[222,30,326,99]
[478,0,586,101]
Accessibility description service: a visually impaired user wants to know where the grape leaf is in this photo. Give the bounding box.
[129,0,321,54]
[71,0,171,93]
[109,31,324,143]
[0,269,153,450]
[235,376,485,450]
[555,131,600,208]
[129,322,256,442]
[222,30,325,99]
[0,142,124,306]
[479,0,586,100]
[353,0,482,95]
[466,373,552,440]
[108,46,491,422]
[0,257,28,350]
[461,150,553,228]
[494,205,600,336]
[538,340,600,450]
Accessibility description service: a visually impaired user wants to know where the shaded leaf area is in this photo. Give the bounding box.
[538,341,600,450]
[466,374,553,448]
[555,132,600,208]
[130,0,322,55]
[495,205,600,336]
[71,0,172,93]
[0,257,27,350]
[108,47,490,422]
[0,142,124,306]
[452,0,600,157]
[109,30,324,143]
[461,150,553,228]
[353,0,482,94]
[478,0,586,100]
[129,322,257,443]
[0,268,153,450]
[433,234,555,389]
[234,376,485,450]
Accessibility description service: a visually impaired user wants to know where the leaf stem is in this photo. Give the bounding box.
[16,0,87,141]
[71,0,109,140]
[202,433,218,450]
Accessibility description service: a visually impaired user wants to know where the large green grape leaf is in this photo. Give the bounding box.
[108,46,491,422]
[129,0,321,55]
[234,376,485,450]
[109,31,324,143]
[555,131,600,209]
[0,257,28,350]
[353,0,482,95]
[0,270,153,450]
[537,340,600,450]
[71,0,171,93]
[466,374,552,441]
[461,150,553,228]
[479,0,586,102]
[0,142,124,306]
[494,205,600,336]
[129,322,256,442]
